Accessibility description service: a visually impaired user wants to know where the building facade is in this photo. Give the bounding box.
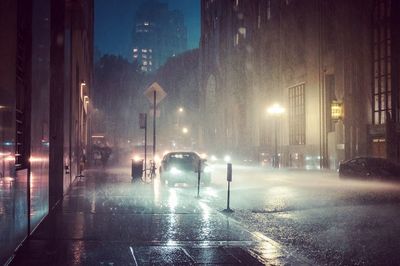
[132,0,187,72]
[0,0,93,263]
[200,0,400,168]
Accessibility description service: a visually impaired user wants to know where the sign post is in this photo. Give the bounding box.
[139,113,147,176]
[144,82,166,161]
[153,90,156,159]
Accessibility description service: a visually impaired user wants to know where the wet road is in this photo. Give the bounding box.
[11,164,400,265]
[202,164,400,265]
[10,167,307,265]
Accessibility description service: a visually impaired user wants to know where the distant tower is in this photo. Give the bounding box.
[132,1,187,72]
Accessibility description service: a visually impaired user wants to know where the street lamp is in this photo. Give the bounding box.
[266,103,285,168]
[182,127,189,134]
[178,107,184,113]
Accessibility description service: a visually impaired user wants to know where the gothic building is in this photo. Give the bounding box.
[200,0,400,168]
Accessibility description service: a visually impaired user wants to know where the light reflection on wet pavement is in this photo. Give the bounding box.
[205,164,400,265]
[11,168,306,265]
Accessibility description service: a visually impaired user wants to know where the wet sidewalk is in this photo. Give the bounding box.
[10,168,306,265]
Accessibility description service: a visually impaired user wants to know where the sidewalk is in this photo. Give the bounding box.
[10,168,307,265]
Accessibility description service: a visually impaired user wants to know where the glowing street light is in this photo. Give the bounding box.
[267,103,285,115]
[182,127,189,134]
[178,107,184,113]
[267,103,285,168]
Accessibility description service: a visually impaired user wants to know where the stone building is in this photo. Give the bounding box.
[199,0,400,168]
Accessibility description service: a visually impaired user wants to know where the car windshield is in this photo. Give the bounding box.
[167,153,198,167]
[168,153,196,162]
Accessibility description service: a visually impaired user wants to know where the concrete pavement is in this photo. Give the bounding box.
[10,167,308,265]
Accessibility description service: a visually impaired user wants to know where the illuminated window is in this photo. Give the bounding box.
[142,49,147,53]
[144,22,149,26]
[143,61,148,65]
[289,84,306,145]
[372,0,392,125]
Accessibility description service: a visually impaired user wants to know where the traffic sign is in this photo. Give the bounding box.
[144,82,166,106]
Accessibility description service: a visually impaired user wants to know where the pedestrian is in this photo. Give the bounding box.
[79,148,86,176]
[101,146,111,167]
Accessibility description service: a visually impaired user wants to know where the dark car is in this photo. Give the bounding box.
[159,152,212,187]
[339,157,400,181]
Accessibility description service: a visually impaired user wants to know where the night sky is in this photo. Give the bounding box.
[95,0,200,60]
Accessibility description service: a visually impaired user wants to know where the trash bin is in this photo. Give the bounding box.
[131,159,143,181]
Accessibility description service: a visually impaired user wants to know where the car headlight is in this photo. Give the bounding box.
[133,155,142,162]
[204,166,212,173]
[154,154,161,163]
[224,155,231,163]
[170,167,182,175]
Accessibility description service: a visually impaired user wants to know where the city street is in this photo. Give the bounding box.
[11,164,400,265]
[10,166,306,265]
[201,164,400,265]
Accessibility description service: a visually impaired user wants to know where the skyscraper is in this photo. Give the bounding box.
[132,0,187,72]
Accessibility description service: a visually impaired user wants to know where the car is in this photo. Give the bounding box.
[339,157,400,181]
[159,151,212,187]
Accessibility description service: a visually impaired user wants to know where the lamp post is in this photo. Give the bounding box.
[267,103,285,168]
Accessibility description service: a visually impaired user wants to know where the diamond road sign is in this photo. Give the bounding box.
[144,82,167,106]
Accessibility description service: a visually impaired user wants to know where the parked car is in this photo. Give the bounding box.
[339,157,400,181]
[159,151,211,187]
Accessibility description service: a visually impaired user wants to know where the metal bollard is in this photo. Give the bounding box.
[197,159,201,198]
[223,163,234,213]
